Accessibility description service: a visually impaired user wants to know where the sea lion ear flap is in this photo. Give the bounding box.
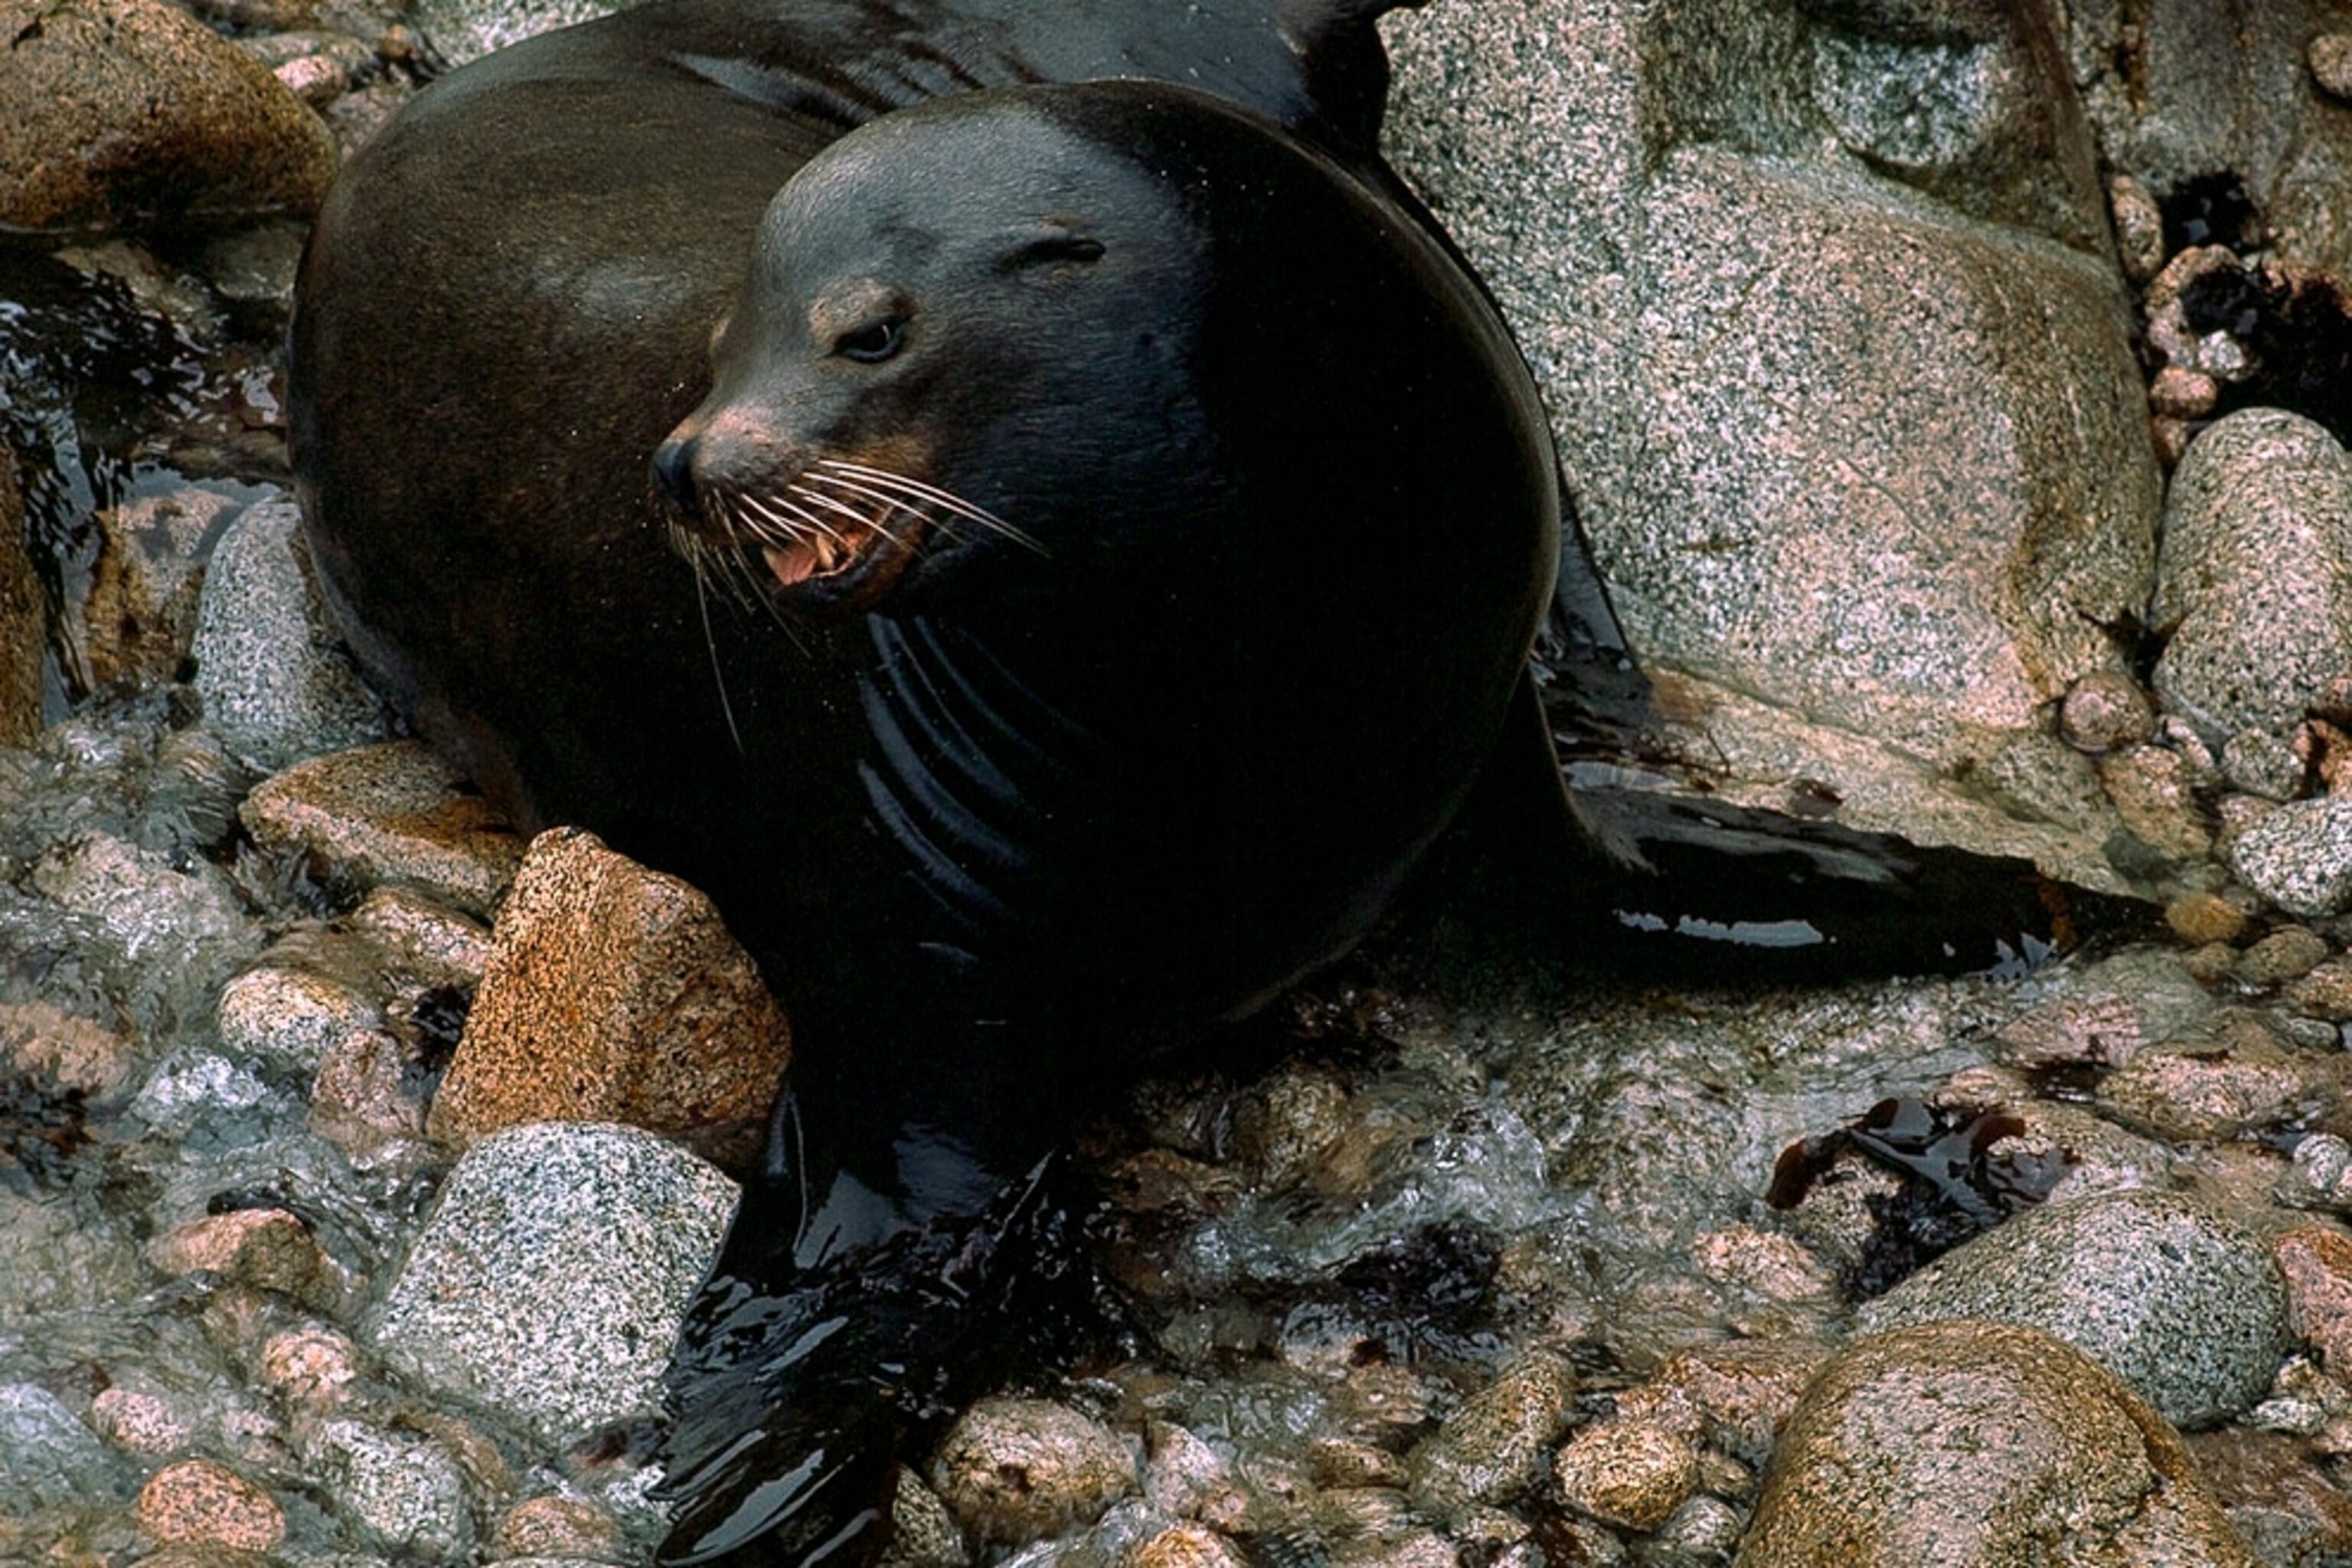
[1002,220,1106,273]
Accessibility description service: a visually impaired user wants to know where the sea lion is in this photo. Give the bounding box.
[289,5,1560,1564]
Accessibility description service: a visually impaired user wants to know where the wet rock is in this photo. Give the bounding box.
[2058,669,2154,753]
[305,1416,472,1558]
[2096,1014,2351,1144]
[1129,1523,1248,1568]
[490,1494,629,1561]
[345,884,492,986]
[2154,410,2352,750]
[427,827,790,1149]
[1687,1226,1839,1311]
[147,1207,351,1312]
[2236,925,2331,985]
[0,0,338,230]
[1740,1321,2255,1566]
[239,740,525,917]
[307,1024,429,1162]
[189,498,388,773]
[215,961,375,1079]
[1989,991,2145,1068]
[2277,1227,2352,1381]
[2108,172,2167,282]
[927,1396,1138,1547]
[2190,1427,2352,1566]
[1144,1420,1251,1529]
[2232,796,2352,918]
[0,998,139,1097]
[2167,892,2249,946]
[235,29,376,105]
[1861,1188,2291,1429]
[137,1459,286,1552]
[1,450,45,747]
[253,1323,361,1410]
[1383,2,2153,892]
[1406,1349,1577,1515]
[81,485,240,691]
[1978,1099,2174,1208]
[2150,364,2222,421]
[371,1122,736,1447]
[1551,1418,1697,1533]
[31,832,260,993]
[0,1383,127,1508]
[1612,1340,1831,1468]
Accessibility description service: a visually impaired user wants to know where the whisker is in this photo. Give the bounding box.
[786,481,909,549]
[812,459,1044,554]
[691,555,746,753]
[737,486,851,549]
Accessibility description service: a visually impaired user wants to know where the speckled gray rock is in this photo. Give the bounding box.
[1860,1189,2289,1428]
[2151,411,2352,750]
[2230,797,2352,919]
[305,1417,472,1558]
[1736,1321,2258,1566]
[1407,1349,1578,1514]
[190,499,389,773]
[370,1122,737,1447]
[407,0,629,63]
[1382,0,2155,893]
[0,1383,128,1508]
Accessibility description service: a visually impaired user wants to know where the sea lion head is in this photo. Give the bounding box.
[653,90,1217,623]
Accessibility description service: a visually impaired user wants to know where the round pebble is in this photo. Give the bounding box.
[2059,668,2156,753]
[2237,926,2332,985]
[2313,31,2352,100]
[1406,1349,1578,1514]
[927,1397,1136,1547]
[1551,1418,1698,1532]
[137,1459,286,1552]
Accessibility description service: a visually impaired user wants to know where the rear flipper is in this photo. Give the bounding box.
[655,1098,1109,1566]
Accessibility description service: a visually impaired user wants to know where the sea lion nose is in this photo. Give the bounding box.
[651,432,700,509]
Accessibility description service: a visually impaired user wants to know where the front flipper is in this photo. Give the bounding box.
[655,1099,1104,1566]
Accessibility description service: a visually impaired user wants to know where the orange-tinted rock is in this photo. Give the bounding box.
[137,1459,286,1553]
[427,827,790,1148]
[0,449,39,748]
[238,740,525,916]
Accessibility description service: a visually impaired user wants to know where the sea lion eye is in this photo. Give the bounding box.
[835,317,906,363]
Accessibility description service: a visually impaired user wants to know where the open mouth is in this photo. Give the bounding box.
[756,498,927,611]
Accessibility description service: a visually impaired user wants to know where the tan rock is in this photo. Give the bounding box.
[490,1494,629,1561]
[308,1026,430,1160]
[928,1397,1136,1547]
[0,0,337,230]
[254,1323,361,1410]
[427,827,790,1148]
[147,1207,349,1311]
[1612,1338,1831,1466]
[1552,1417,1698,1532]
[239,740,525,917]
[1740,1321,2256,1566]
[2167,892,2250,948]
[1129,1524,1248,1568]
[82,487,241,689]
[1406,1349,1577,1514]
[137,1459,286,1553]
[0,998,137,1096]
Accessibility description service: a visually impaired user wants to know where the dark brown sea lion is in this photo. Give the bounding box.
[289,4,1560,1563]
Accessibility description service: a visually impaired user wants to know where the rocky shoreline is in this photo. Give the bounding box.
[8,1,2352,1565]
